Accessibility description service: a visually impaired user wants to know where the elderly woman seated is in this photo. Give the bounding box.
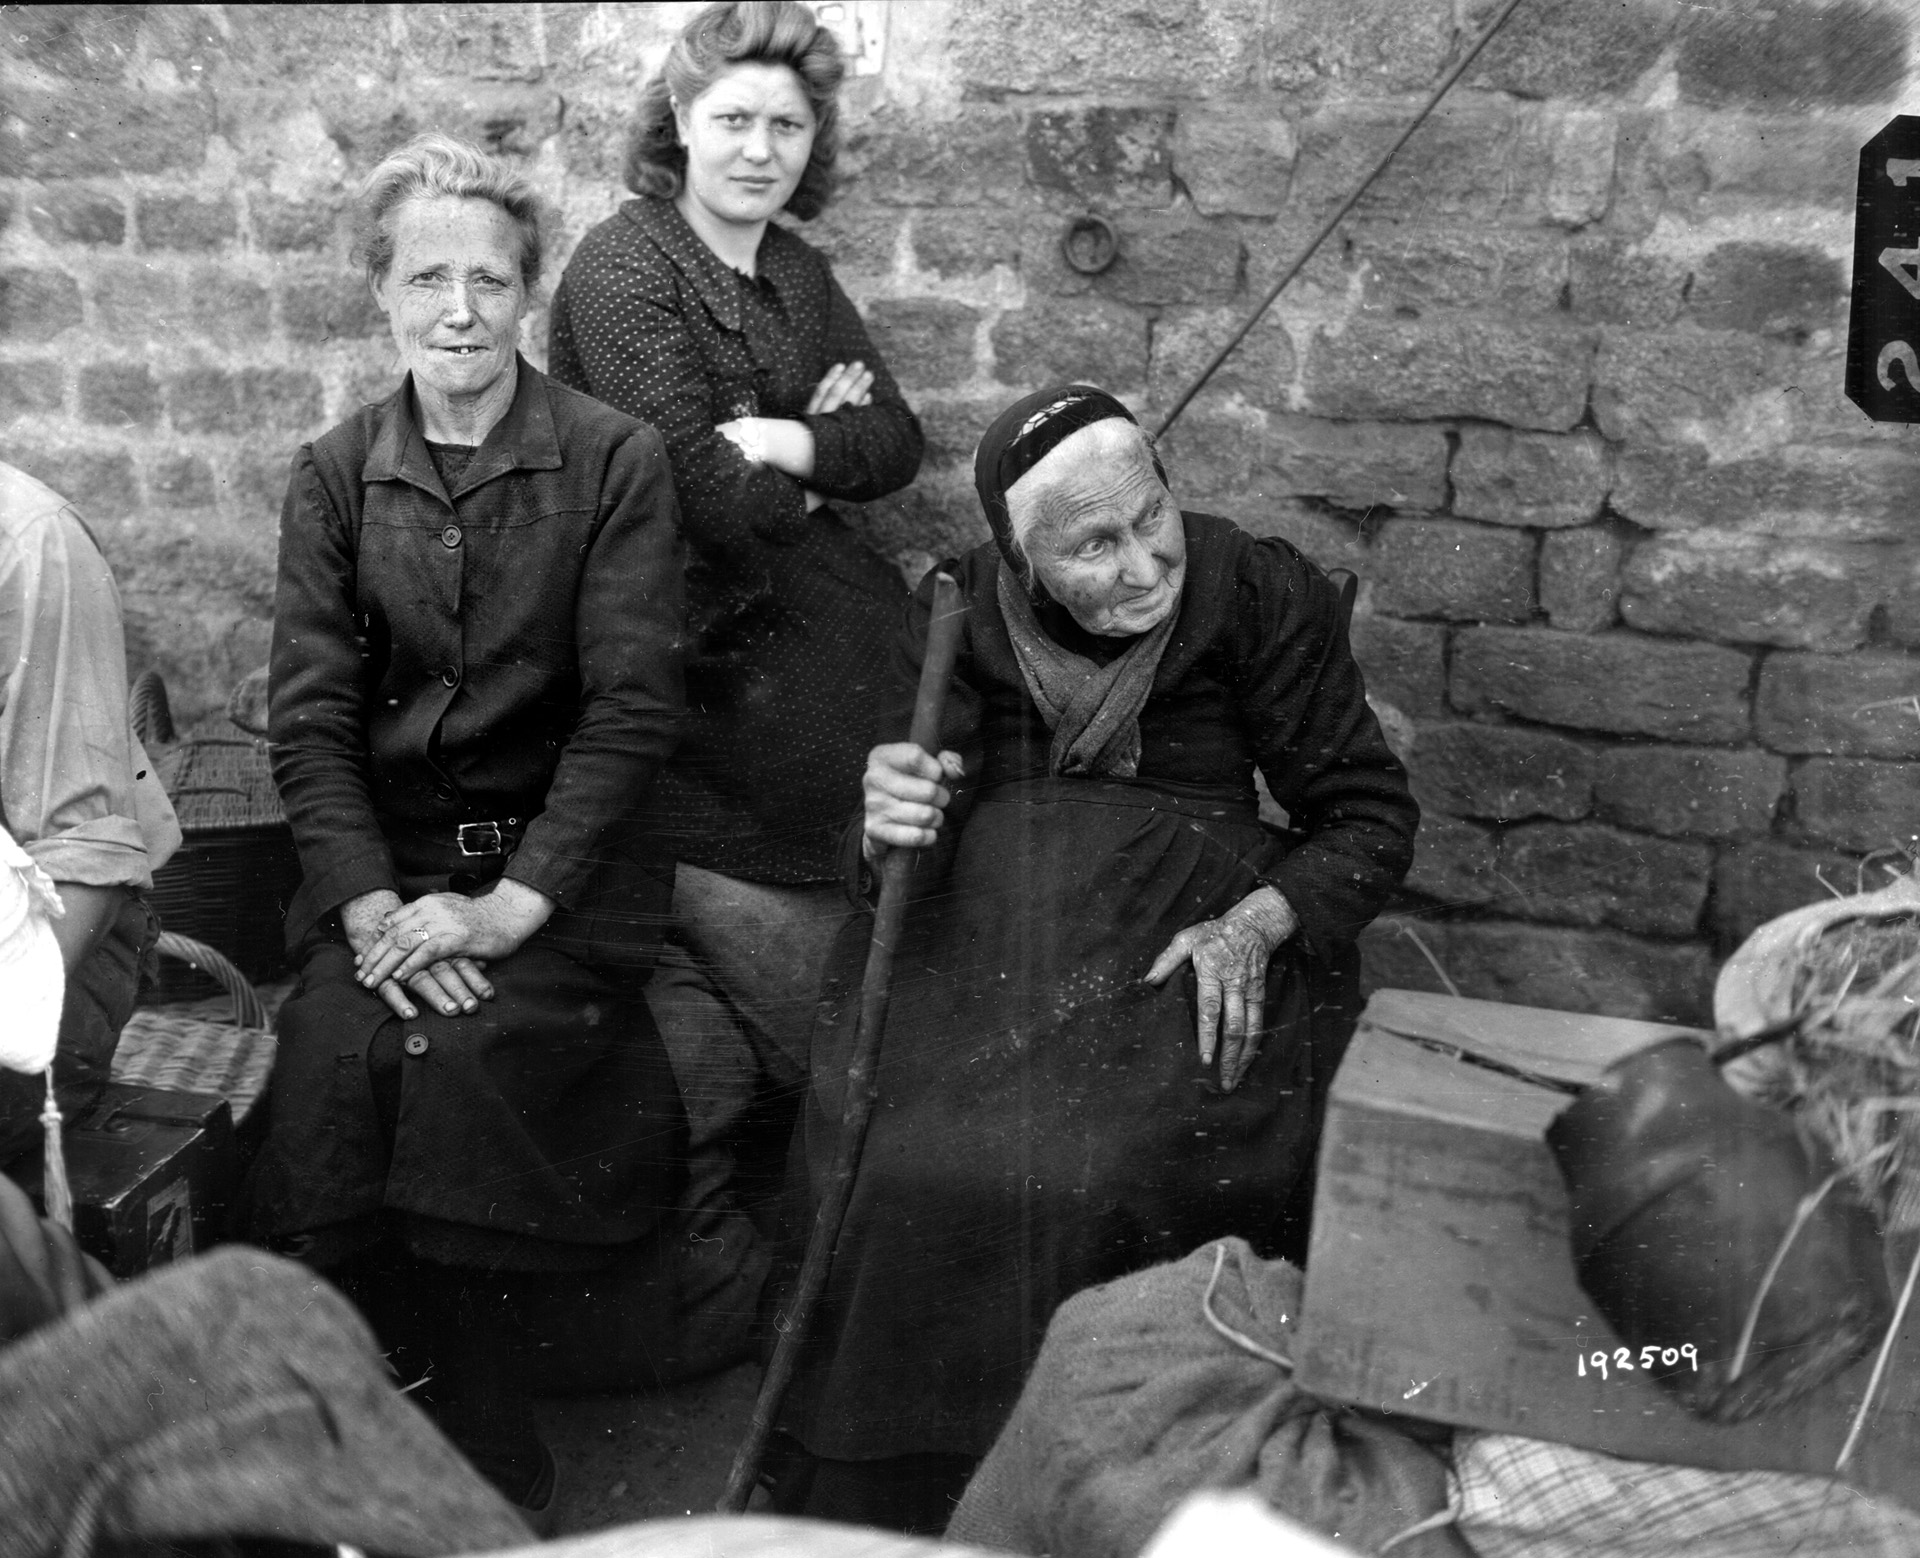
[241,132,686,1518]
[772,385,1420,1531]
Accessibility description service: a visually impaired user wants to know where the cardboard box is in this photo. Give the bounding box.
[1293,988,1920,1512]
[17,1083,237,1276]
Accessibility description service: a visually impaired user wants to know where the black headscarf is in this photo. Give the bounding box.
[971,383,1143,577]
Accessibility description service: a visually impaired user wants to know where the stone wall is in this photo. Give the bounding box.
[3,1,1918,1023]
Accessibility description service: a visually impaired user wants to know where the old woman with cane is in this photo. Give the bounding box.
[762,384,1419,1532]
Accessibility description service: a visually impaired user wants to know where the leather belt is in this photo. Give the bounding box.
[456,817,522,857]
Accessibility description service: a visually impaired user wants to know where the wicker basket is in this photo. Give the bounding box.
[142,698,303,1002]
[115,933,277,1124]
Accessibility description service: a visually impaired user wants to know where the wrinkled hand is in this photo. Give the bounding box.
[862,741,965,864]
[806,361,874,415]
[1144,886,1299,1092]
[346,882,552,1020]
[717,417,817,481]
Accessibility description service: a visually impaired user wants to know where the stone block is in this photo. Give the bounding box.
[1465,0,1677,99]
[1363,916,1715,1024]
[1302,317,1594,432]
[1539,526,1623,634]
[1568,238,1688,328]
[800,207,903,282]
[1712,840,1879,948]
[0,360,62,419]
[953,0,1265,96]
[1768,649,1913,774]
[1498,821,1711,938]
[1349,613,1448,719]
[280,272,387,345]
[1685,242,1846,339]
[1452,427,1607,530]
[1351,224,1568,316]
[1264,0,1453,93]
[991,298,1147,394]
[1452,627,1752,744]
[1610,443,1917,543]
[1236,500,1371,576]
[0,88,213,178]
[78,362,160,428]
[1174,107,1294,218]
[1677,0,1907,110]
[840,113,1030,209]
[1403,812,1503,908]
[1286,102,1521,239]
[1096,217,1244,307]
[0,269,83,342]
[1656,115,1867,221]
[864,299,980,391]
[1592,745,1785,840]
[94,262,273,349]
[1025,107,1173,208]
[137,194,235,252]
[909,210,1021,280]
[27,189,126,247]
[217,5,401,82]
[1252,417,1450,514]
[1543,109,1619,228]
[1756,650,1920,759]
[4,4,145,82]
[167,367,326,436]
[1792,758,1920,857]
[252,197,341,253]
[1368,519,1534,625]
[1153,413,1257,511]
[1619,534,1884,652]
[148,453,217,510]
[1590,326,1785,447]
[1411,722,1595,824]
[1147,308,1295,412]
[0,446,138,520]
[399,3,545,80]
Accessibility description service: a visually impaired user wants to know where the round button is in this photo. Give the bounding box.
[403,1033,430,1058]
[433,782,456,802]
[441,666,460,688]
[441,525,462,548]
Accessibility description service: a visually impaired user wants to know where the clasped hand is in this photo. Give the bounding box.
[717,362,874,512]
[1146,886,1299,1093]
[344,880,554,1021]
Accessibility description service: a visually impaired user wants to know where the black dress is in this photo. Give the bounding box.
[785,514,1419,1459]
[549,196,924,883]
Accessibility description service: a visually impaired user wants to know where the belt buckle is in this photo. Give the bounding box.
[457,820,505,857]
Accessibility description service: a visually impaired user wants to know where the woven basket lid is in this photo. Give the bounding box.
[156,736,286,831]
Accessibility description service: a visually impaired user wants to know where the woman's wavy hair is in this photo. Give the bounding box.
[623,1,843,221]
[353,131,551,291]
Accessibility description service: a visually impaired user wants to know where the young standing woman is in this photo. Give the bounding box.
[548,1,923,1328]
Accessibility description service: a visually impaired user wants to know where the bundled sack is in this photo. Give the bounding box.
[946,1238,1465,1558]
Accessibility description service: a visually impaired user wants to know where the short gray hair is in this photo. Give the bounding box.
[352,131,550,290]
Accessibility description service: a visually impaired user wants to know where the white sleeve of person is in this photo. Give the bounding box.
[0,825,65,1075]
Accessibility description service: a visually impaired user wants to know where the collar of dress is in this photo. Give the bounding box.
[360,353,564,501]
[622,194,801,335]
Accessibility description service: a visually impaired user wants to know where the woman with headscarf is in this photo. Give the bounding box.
[772,385,1420,1532]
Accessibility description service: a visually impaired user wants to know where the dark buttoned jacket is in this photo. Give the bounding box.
[268,359,686,954]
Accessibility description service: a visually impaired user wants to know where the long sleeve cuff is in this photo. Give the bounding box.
[26,818,156,892]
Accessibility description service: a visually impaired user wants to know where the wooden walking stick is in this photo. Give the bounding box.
[718,571,968,1514]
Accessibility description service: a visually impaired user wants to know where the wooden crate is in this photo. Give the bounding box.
[1293,988,1920,1513]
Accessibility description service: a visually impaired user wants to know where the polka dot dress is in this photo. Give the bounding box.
[550,196,926,883]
